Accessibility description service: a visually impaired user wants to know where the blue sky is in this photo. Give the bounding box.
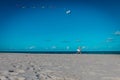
[0,0,120,51]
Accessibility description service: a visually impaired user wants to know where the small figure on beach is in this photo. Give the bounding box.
[77,47,81,54]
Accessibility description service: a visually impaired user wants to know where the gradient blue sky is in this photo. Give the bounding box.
[0,0,120,51]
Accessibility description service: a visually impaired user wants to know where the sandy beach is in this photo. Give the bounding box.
[0,53,120,80]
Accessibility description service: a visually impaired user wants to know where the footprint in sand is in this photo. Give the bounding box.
[102,77,120,80]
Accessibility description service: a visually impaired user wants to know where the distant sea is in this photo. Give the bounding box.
[0,51,120,54]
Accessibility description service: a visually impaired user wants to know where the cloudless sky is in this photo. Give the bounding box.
[0,0,120,51]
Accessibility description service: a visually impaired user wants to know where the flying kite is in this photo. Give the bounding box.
[66,10,71,14]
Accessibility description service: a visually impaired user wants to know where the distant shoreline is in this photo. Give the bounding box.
[0,51,120,54]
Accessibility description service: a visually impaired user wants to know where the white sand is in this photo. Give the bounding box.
[0,53,120,80]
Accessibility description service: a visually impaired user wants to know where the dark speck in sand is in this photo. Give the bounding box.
[8,70,14,72]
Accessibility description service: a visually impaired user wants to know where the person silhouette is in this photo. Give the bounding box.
[77,47,81,54]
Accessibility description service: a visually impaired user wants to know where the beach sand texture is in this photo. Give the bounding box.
[0,53,120,80]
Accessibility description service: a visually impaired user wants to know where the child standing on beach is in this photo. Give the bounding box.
[77,47,81,54]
